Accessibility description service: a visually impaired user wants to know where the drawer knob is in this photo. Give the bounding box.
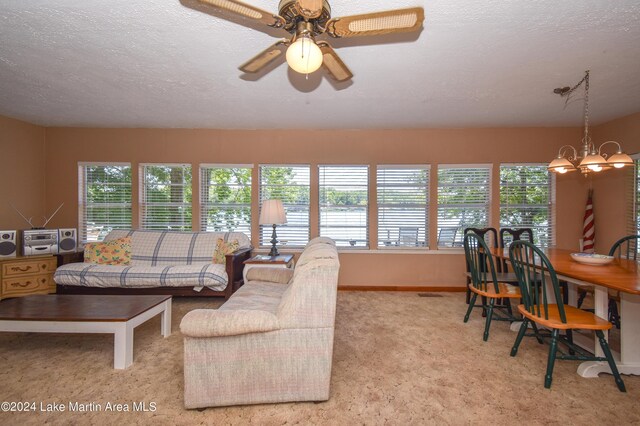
[41,264,48,269]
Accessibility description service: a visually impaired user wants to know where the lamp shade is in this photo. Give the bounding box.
[259,199,287,225]
[548,156,576,174]
[607,152,634,169]
[286,35,323,74]
[578,152,610,172]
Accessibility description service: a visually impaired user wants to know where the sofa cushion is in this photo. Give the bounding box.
[84,237,132,265]
[54,262,228,291]
[246,267,293,285]
[219,281,289,314]
[180,309,279,337]
[104,229,251,266]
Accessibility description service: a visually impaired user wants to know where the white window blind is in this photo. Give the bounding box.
[259,165,310,247]
[140,164,192,231]
[499,164,555,247]
[78,163,132,243]
[629,158,640,236]
[377,165,429,248]
[200,165,252,234]
[437,165,491,247]
[319,165,369,248]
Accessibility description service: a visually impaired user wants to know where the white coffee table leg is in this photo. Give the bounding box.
[114,322,134,369]
[161,299,172,337]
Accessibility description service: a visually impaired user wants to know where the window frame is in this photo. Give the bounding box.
[437,164,492,248]
[377,164,430,250]
[139,163,193,231]
[78,162,132,244]
[199,164,253,234]
[499,163,555,247]
[258,164,311,249]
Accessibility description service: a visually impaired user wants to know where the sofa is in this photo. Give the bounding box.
[54,229,252,299]
[180,236,340,408]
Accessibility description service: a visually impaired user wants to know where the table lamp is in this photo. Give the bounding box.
[259,199,287,257]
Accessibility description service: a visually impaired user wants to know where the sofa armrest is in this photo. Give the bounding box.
[246,267,293,285]
[224,247,252,299]
[180,309,280,337]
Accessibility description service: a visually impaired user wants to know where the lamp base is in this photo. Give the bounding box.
[269,224,280,257]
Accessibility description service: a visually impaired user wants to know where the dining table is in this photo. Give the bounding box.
[490,247,640,378]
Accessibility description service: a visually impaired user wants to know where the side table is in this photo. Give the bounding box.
[243,254,295,284]
[0,255,57,301]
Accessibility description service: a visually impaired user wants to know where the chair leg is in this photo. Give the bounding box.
[577,289,587,308]
[530,323,544,344]
[483,298,495,342]
[465,277,471,304]
[464,292,477,323]
[609,299,620,329]
[511,318,529,356]
[565,329,575,355]
[544,329,560,389]
[596,330,626,392]
[481,296,488,317]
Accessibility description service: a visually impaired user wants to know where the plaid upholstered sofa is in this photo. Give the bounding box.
[180,237,340,408]
[54,229,252,299]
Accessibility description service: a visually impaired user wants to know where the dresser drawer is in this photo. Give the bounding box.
[2,258,57,277]
[2,274,53,296]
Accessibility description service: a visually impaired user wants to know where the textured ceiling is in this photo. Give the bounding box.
[0,0,639,129]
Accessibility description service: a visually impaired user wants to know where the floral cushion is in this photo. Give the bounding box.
[213,238,239,264]
[84,237,132,265]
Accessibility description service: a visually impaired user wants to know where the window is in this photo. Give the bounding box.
[259,165,310,247]
[500,164,555,247]
[629,157,640,235]
[319,165,369,248]
[377,165,429,248]
[437,165,491,247]
[78,163,132,243]
[200,165,252,234]
[140,164,192,230]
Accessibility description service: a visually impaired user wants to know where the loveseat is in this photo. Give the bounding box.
[54,229,252,299]
[180,237,340,408]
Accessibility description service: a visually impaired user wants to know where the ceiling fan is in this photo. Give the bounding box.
[183,0,425,82]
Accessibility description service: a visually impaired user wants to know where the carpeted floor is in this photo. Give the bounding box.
[0,292,637,425]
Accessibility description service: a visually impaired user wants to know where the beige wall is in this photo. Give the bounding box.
[43,126,588,287]
[3,114,637,287]
[591,112,640,253]
[0,116,46,230]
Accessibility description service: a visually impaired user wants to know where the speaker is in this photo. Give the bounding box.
[0,230,17,258]
[57,228,77,254]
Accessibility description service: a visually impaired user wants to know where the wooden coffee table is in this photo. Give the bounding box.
[0,294,171,369]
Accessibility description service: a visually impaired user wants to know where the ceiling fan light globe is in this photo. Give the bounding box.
[286,37,323,74]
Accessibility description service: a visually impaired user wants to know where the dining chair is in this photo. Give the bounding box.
[463,227,519,307]
[508,240,626,392]
[606,235,640,327]
[463,232,521,341]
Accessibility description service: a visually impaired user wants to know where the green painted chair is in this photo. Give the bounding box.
[508,240,626,392]
[463,232,521,341]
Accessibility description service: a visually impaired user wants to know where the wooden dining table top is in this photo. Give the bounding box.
[489,247,640,295]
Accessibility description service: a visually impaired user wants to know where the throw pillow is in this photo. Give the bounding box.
[213,238,239,264]
[84,237,132,265]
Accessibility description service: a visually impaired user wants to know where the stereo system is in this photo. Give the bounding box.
[0,229,78,257]
[0,231,18,258]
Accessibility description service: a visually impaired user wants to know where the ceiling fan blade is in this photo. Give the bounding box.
[325,7,424,38]
[239,39,289,73]
[317,41,353,82]
[294,0,324,19]
[193,0,285,28]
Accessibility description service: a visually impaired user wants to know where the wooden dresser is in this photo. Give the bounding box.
[0,255,57,300]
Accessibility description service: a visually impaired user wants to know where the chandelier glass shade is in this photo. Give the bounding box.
[548,70,633,175]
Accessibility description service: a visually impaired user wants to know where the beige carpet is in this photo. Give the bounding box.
[0,292,637,425]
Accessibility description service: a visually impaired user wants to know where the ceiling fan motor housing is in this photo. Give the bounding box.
[278,0,332,34]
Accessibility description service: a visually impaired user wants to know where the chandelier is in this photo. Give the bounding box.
[548,70,633,175]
